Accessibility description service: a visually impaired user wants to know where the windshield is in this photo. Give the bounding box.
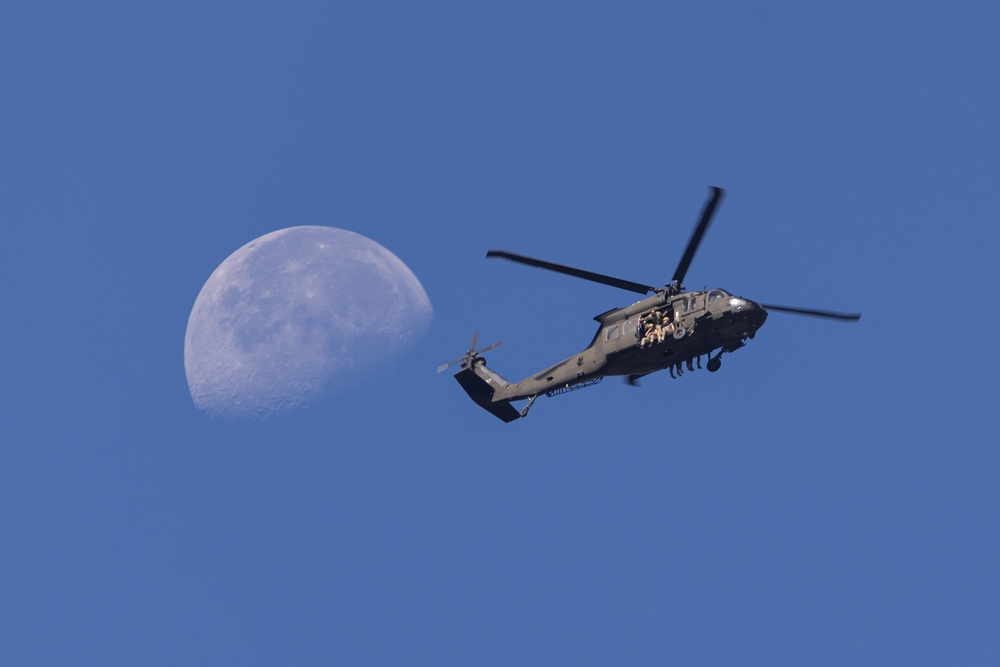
[708,289,729,302]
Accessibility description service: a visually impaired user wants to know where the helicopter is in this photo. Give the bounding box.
[439,187,860,422]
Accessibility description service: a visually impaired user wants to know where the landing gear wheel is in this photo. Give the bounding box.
[706,357,722,373]
[672,326,686,340]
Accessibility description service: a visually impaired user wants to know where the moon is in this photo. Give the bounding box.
[184,226,432,419]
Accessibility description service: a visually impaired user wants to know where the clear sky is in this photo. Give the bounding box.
[3,1,998,664]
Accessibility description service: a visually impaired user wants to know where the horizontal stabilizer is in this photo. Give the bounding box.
[454,367,521,423]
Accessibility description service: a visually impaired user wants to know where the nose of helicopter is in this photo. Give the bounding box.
[730,296,768,331]
[747,299,768,328]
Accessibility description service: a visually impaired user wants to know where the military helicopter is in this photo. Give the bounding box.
[439,187,860,422]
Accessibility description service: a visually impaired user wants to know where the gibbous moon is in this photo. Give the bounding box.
[184,226,432,419]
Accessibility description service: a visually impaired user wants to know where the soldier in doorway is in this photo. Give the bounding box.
[640,309,658,348]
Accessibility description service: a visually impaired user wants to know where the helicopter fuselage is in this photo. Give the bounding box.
[487,288,767,403]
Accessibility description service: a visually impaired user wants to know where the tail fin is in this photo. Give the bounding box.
[454,363,522,423]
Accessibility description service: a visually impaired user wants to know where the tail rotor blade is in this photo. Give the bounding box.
[477,340,503,354]
[437,356,466,373]
[436,337,504,373]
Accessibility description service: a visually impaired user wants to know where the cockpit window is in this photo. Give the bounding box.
[708,290,727,302]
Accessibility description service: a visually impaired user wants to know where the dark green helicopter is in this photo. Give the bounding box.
[439,187,860,422]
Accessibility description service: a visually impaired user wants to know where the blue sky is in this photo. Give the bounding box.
[3,1,999,664]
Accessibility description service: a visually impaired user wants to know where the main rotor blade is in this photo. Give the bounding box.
[760,303,861,321]
[672,186,724,286]
[486,250,656,295]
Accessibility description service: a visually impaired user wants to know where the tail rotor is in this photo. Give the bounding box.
[436,332,504,373]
